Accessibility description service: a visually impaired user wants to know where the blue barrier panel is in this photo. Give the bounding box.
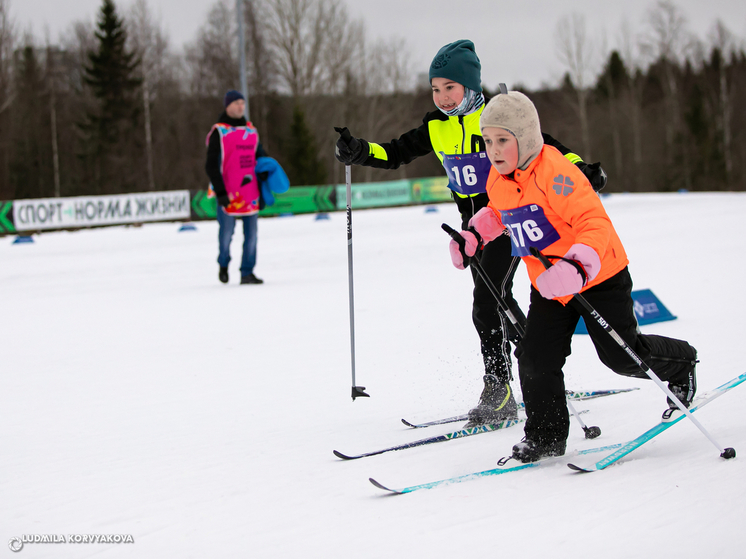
[575,289,677,334]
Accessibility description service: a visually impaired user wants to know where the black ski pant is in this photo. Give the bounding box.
[455,192,526,384]
[469,234,525,382]
[515,267,697,445]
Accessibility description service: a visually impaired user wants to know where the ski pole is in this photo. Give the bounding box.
[346,165,369,401]
[442,223,600,439]
[529,246,735,459]
[442,224,525,336]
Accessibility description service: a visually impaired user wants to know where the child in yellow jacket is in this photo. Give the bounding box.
[449,89,698,463]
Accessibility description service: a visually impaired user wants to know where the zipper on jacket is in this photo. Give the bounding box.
[459,115,466,154]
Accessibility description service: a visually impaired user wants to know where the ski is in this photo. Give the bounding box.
[370,442,624,494]
[565,387,639,400]
[401,387,638,428]
[401,414,469,429]
[334,418,524,460]
[338,409,590,461]
[567,372,746,473]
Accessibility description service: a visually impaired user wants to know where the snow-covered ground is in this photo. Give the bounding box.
[2,192,746,558]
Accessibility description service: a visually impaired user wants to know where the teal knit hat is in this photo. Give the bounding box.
[429,40,482,92]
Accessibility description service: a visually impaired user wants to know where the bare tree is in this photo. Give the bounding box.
[184,0,237,98]
[263,0,361,98]
[127,0,170,191]
[555,13,596,161]
[45,41,62,197]
[0,0,15,196]
[708,20,735,182]
[242,0,276,148]
[640,0,693,186]
[618,19,646,175]
[0,0,13,111]
[341,36,414,183]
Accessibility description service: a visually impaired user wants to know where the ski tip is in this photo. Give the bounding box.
[369,478,402,494]
[401,418,418,428]
[333,450,357,461]
[567,463,595,473]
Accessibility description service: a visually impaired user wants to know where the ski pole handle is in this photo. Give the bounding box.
[441,223,463,244]
[442,222,471,262]
[530,246,553,269]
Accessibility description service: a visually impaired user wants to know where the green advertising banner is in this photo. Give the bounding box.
[0,201,14,234]
[411,177,453,203]
[190,190,217,220]
[1,176,451,235]
[258,186,332,216]
[334,180,412,210]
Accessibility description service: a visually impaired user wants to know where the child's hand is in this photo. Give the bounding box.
[334,127,368,165]
[467,207,507,243]
[536,244,600,299]
[449,231,480,270]
[576,161,607,192]
[536,261,585,299]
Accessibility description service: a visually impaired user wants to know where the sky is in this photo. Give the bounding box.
[3,192,746,556]
[11,0,746,90]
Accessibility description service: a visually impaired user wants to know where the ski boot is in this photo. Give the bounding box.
[464,374,518,428]
[511,437,566,463]
[667,364,697,409]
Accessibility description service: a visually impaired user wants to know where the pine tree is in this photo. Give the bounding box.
[285,104,326,186]
[81,0,141,192]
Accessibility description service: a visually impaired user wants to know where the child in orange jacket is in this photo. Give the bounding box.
[449,89,698,463]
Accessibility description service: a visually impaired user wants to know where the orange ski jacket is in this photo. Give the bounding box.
[486,145,628,305]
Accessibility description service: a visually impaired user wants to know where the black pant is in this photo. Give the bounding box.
[469,234,525,381]
[515,267,697,444]
[456,193,526,383]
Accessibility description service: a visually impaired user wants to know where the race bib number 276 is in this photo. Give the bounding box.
[499,204,560,257]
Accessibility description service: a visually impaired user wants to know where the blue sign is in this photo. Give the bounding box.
[575,289,677,335]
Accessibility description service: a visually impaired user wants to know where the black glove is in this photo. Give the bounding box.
[576,161,607,192]
[256,171,269,211]
[334,126,369,165]
[217,194,230,208]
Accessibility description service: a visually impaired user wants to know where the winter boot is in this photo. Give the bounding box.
[667,364,697,409]
[511,437,567,463]
[219,266,229,284]
[464,374,518,428]
[240,273,264,285]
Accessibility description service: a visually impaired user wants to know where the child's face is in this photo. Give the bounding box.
[431,77,464,112]
[483,127,518,175]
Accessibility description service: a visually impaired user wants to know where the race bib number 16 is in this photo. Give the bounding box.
[440,152,492,195]
[499,204,561,257]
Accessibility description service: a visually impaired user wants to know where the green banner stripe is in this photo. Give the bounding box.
[186,177,453,221]
[190,191,216,219]
[0,201,15,233]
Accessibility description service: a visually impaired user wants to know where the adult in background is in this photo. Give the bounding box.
[205,89,265,285]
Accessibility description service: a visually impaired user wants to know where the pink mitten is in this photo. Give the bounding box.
[536,261,584,299]
[535,244,601,299]
[449,230,479,270]
[468,207,506,243]
[563,244,601,282]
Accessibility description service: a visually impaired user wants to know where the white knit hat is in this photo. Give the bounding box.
[480,90,543,169]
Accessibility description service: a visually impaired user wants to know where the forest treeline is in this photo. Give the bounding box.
[1,0,745,201]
